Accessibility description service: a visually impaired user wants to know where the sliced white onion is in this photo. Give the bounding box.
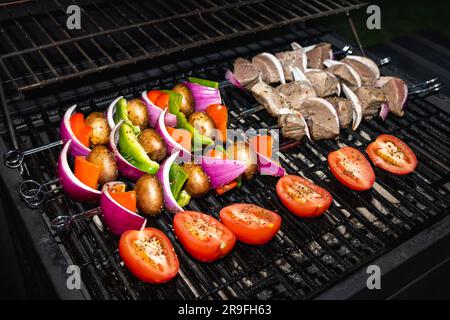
[324,59,362,88]
[342,83,363,130]
[261,52,285,85]
[345,55,380,79]
[292,66,312,85]
[376,76,409,111]
[106,96,123,130]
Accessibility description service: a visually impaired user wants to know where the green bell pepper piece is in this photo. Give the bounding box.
[177,190,191,207]
[188,77,219,89]
[113,98,140,134]
[118,123,159,174]
[169,162,188,201]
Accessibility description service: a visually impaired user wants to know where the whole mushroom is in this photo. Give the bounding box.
[127,99,149,130]
[85,112,110,146]
[135,174,164,216]
[137,128,167,162]
[86,146,118,185]
[182,163,210,198]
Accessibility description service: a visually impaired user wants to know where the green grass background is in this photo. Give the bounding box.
[318,0,450,47]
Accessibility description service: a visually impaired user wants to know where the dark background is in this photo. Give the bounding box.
[0,0,449,299]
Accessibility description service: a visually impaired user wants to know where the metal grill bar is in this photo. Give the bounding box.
[0,0,367,95]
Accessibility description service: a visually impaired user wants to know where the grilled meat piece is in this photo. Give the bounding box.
[377,76,407,117]
[341,57,377,86]
[353,86,386,119]
[298,98,340,140]
[277,81,316,110]
[250,81,289,116]
[252,53,283,84]
[233,58,260,88]
[327,63,360,87]
[278,112,307,140]
[306,42,332,69]
[327,97,353,128]
[275,49,305,81]
[306,70,339,98]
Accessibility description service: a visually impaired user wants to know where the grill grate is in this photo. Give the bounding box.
[0,0,366,97]
[3,26,449,299]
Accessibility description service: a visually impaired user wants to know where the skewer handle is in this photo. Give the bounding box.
[51,207,101,232]
[3,140,63,168]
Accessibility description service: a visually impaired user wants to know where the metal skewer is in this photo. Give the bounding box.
[4,140,63,168]
[19,178,60,207]
[51,207,101,232]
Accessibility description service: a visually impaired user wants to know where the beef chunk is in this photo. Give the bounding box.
[299,98,340,140]
[327,97,353,128]
[341,57,377,86]
[353,86,386,119]
[250,81,289,116]
[233,58,260,88]
[275,49,305,81]
[327,63,359,87]
[377,76,407,117]
[306,43,332,69]
[306,70,339,98]
[277,81,316,110]
[252,53,282,84]
[278,112,307,140]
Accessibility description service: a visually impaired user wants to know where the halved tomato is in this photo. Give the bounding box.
[173,211,236,262]
[366,134,417,175]
[219,203,281,245]
[276,175,332,218]
[328,147,375,191]
[119,228,179,284]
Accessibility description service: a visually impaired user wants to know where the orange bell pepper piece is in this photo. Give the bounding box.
[70,113,92,147]
[111,190,137,213]
[167,127,192,152]
[206,104,228,141]
[74,156,100,190]
[215,181,238,195]
[250,135,273,158]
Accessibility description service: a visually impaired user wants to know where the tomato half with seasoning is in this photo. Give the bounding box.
[119,228,179,284]
[276,175,332,218]
[366,134,417,175]
[328,146,375,191]
[219,203,281,245]
[173,211,236,262]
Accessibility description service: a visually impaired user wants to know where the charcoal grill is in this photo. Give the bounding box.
[0,0,449,300]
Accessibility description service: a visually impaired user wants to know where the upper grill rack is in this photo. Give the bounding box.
[0,0,366,97]
[5,27,450,299]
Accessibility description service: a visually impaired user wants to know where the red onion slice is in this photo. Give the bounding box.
[379,102,390,121]
[106,96,123,130]
[342,83,363,130]
[100,181,146,235]
[256,152,286,177]
[156,151,184,214]
[201,157,247,188]
[225,70,245,90]
[155,108,191,158]
[141,91,177,128]
[59,105,91,157]
[109,120,146,181]
[185,82,222,112]
[57,139,101,203]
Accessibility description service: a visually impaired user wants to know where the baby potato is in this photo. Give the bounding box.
[127,99,149,130]
[85,112,110,146]
[182,163,210,198]
[86,145,118,185]
[137,129,167,162]
[188,112,216,139]
[172,83,194,117]
[135,174,164,216]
